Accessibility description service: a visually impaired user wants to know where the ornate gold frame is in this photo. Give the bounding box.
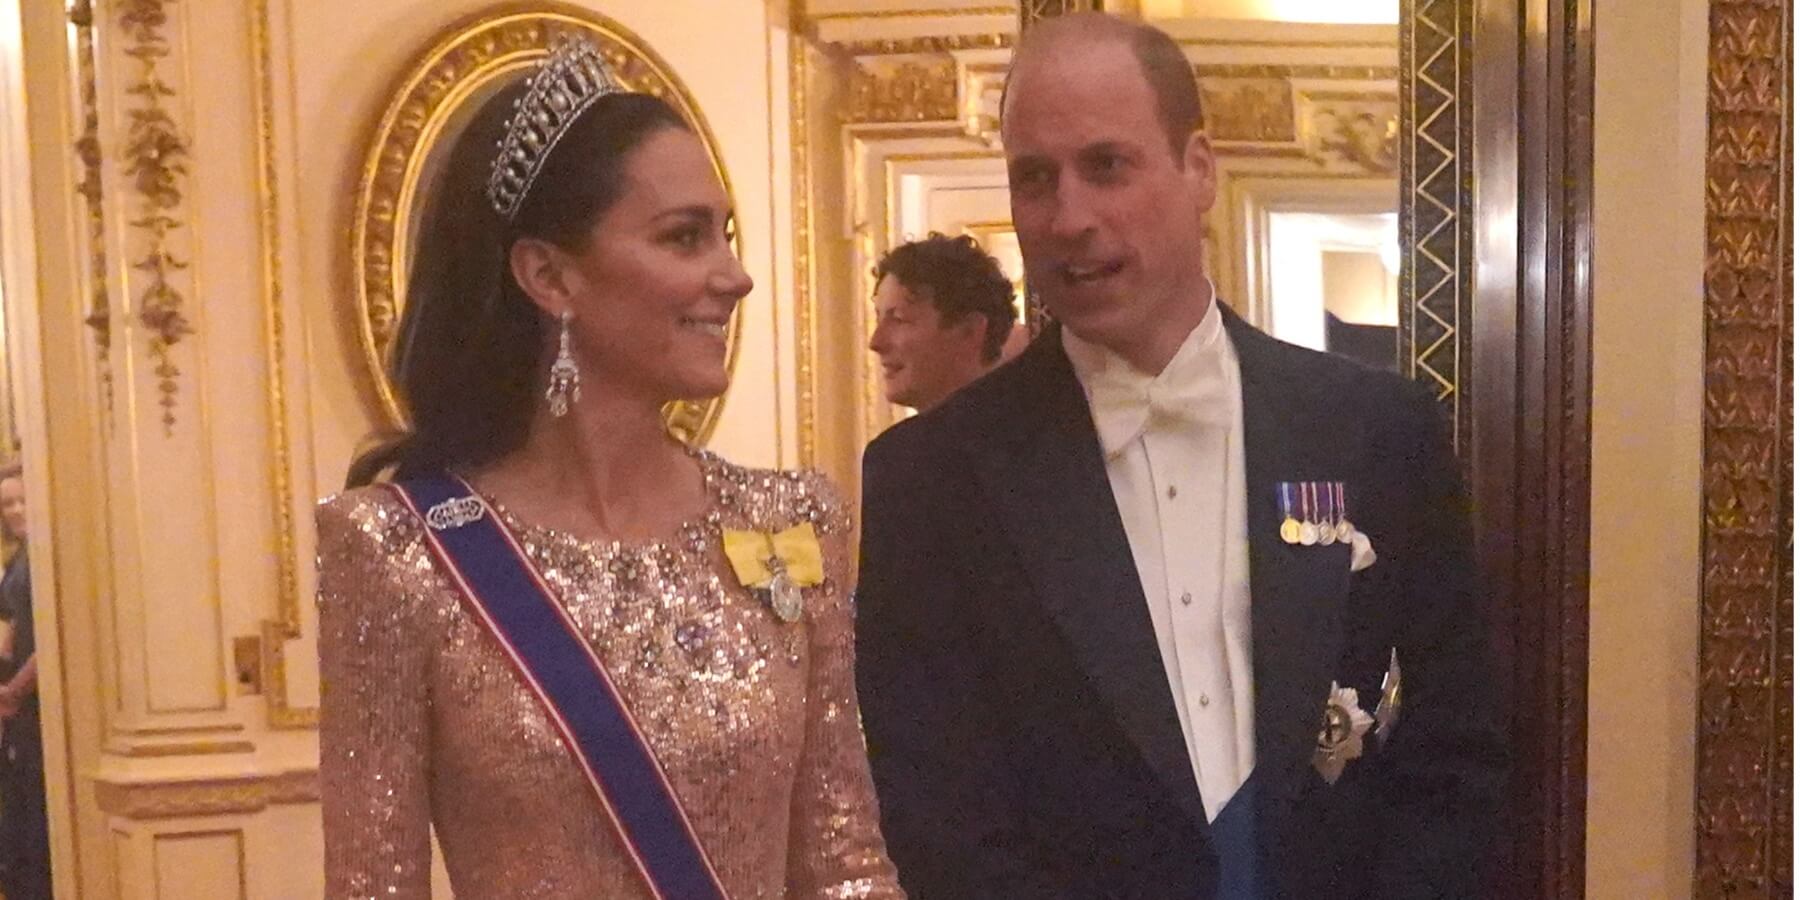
[350,3,743,443]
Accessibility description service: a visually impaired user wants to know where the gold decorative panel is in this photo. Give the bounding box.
[1297,90,1399,175]
[1695,0,1793,894]
[847,56,961,123]
[350,6,741,444]
[1203,78,1297,142]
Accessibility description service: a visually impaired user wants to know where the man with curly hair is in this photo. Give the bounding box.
[868,233,1021,413]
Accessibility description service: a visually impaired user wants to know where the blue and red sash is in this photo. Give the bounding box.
[391,475,729,900]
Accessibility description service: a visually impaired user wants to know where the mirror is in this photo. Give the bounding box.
[351,8,744,444]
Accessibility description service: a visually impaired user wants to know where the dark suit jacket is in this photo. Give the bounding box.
[855,306,1506,899]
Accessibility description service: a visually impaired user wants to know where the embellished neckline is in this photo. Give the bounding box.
[464,448,735,560]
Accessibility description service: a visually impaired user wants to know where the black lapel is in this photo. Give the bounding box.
[968,327,1208,827]
[1223,307,1352,804]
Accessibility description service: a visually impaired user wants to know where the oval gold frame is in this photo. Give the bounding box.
[351,3,743,444]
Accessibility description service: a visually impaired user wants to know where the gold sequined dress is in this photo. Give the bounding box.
[317,452,903,899]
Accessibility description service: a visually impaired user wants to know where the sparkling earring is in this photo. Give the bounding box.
[546,309,582,417]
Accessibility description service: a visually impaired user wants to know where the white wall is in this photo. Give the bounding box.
[1587,0,1708,895]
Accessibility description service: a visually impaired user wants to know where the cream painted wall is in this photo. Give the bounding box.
[1588,0,1708,895]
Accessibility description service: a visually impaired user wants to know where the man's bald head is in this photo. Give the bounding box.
[1002,13,1203,159]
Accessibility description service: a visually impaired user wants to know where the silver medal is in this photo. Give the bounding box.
[768,567,804,623]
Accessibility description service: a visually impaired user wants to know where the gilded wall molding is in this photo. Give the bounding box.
[1695,0,1793,893]
[1198,63,1402,82]
[250,0,316,730]
[1296,90,1399,175]
[69,0,114,415]
[790,28,818,467]
[351,6,741,443]
[118,0,195,433]
[827,33,1011,58]
[813,5,1014,21]
[94,769,318,820]
[1204,80,1398,175]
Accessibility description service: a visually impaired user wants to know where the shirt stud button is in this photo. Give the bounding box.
[1167,484,1179,500]
[1199,694,1211,708]
[1180,591,1193,606]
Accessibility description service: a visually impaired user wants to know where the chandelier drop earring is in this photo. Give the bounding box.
[546,309,582,418]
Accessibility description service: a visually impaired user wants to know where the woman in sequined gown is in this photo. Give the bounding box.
[317,45,903,900]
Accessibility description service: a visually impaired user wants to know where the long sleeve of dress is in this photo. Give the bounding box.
[317,493,434,900]
[784,474,905,899]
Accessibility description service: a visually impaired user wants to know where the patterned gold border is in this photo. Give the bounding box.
[1694,0,1793,893]
[1398,0,1471,445]
[350,4,742,444]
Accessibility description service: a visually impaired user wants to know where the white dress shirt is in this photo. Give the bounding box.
[1063,298,1255,823]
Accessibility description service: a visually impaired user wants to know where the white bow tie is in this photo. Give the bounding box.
[1086,361,1233,458]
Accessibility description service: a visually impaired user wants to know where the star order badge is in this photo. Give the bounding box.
[1312,682,1374,785]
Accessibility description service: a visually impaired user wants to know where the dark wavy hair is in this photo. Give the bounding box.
[871,233,1017,363]
[345,81,690,488]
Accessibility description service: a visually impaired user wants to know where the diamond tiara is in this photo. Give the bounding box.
[486,37,629,221]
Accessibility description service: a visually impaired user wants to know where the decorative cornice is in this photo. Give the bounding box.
[828,33,1011,58]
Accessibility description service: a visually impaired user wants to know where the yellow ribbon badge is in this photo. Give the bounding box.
[722,523,822,623]
[721,523,825,590]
